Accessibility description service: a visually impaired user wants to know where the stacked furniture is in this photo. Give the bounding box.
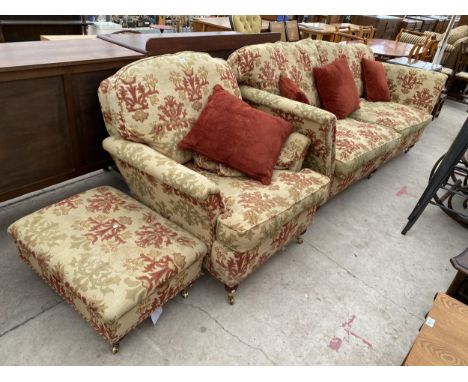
[350,15,402,40]
[227,39,446,198]
[406,16,437,33]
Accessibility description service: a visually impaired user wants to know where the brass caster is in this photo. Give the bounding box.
[112,343,120,354]
[181,289,189,299]
[224,284,238,306]
[296,236,304,244]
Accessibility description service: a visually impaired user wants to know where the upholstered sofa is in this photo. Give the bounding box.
[227,39,447,199]
[98,52,330,303]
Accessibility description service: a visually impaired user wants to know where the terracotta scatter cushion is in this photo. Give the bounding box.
[279,75,310,104]
[178,85,293,185]
[313,55,360,119]
[361,58,391,102]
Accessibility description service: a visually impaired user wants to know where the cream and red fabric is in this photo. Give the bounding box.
[350,100,432,138]
[194,132,311,176]
[239,85,337,178]
[8,186,206,344]
[186,165,330,252]
[383,63,447,114]
[100,52,330,288]
[98,52,242,164]
[227,40,322,106]
[334,119,401,178]
[206,207,316,287]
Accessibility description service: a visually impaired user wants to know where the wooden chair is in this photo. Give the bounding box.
[269,21,287,42]
[332,31,367,44]
[285,20,300,42]
[229,15,262,33]
[395,28,429,45]
[356,25,375,39]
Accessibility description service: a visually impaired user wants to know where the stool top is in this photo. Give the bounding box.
[8,186,207,322]
[451,247,468,274]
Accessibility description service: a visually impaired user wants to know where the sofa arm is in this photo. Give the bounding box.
[103,136,223,245]
[383,63,447,114]
[240,85,336,177]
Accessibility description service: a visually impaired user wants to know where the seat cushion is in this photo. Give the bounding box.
[349,100,432,137]
[187,166,330,251]
[335,119,401,178]
[8,186,207,342]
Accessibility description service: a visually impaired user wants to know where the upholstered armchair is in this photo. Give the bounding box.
[227,39,447,199]
[98,52,330,303]
[229,15,262,33]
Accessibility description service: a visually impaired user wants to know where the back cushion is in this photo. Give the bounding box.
[98,52,241,163]
[313,40,375,96]
[448,25,468,45]
[227,40,321,106]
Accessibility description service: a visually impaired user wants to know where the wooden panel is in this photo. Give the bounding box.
[71,70,116,167]
[0,76,74,195]
[404,293,468,366]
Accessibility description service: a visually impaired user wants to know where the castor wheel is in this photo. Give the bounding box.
[296,236,304,244]
[112,343,120,354]
[181,289,189,299]
[224,284,238,306]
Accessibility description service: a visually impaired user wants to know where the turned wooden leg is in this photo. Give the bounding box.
[224,284,238,305]
[112,342,120,354]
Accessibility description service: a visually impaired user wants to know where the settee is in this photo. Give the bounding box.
[227,39,447,199]
[98,52,330,303]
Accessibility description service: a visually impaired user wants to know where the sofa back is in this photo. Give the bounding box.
[448,25,468,45]
[227,40,322,106]
[98,52,241,163]
[227,40,374,106]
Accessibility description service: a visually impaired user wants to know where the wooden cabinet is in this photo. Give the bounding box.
[406,16,437,32]
[351,15,402,40]
[0,39,143,202]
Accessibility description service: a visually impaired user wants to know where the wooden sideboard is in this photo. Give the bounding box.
[98,31,280,59]
[0,31,281,202]
[0,39,144,202]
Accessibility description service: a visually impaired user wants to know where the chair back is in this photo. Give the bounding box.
[229,15,262,33]
[357,25,375,39]
[332,31,367,44]
[396,28,429,45]
[269,21,287,42]
[285,20,300,42]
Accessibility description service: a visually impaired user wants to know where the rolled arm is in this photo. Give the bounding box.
[103,136,223,245]
[383,63,447,114]
[240,85,336,177]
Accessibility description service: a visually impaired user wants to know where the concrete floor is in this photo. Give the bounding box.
[0,100,466,365]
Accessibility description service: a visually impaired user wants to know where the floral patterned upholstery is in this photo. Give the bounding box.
[193,132,311,176]
[99,52,331,288]
[187,165,330,252]
[350,100,432,138]
[8,186,207,344]
[334,119,401,178]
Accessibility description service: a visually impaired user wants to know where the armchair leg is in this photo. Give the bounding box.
[112,342,120,354]
[180,282,192,299]
[224,284,238,305]
[296,236,304,244]
[404,145,415,154]
[367,169,377,179]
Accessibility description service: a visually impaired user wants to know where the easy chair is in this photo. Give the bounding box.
[98,52,330,304]
[229,15,262,34]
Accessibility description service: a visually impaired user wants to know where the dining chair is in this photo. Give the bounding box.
[229,15,262,33]
[356,25,375,39]
[332,31,367,44]
[395,28,430,45]
[269,21,287,42]
[285,20,300,42]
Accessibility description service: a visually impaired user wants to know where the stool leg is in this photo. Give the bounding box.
[112,342,120,354]
[225,284,238,305]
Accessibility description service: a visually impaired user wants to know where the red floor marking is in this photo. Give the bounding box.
[327,315,373,352]
[396,185,417,198]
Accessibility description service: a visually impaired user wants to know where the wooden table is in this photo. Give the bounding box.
[341,38,414,59]
[191,17,269,33]
[386,57,443,72]
[403,293,468,365]
[0,39,143,202]
[299,22,361,40]
[40,34,96,41]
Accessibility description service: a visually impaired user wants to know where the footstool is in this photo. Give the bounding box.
[8,186,207,353]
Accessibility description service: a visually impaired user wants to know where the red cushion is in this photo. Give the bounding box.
[361,58,391,102]
[178,85,293,185]
[313,55,360,119]
[279,75,310,104]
